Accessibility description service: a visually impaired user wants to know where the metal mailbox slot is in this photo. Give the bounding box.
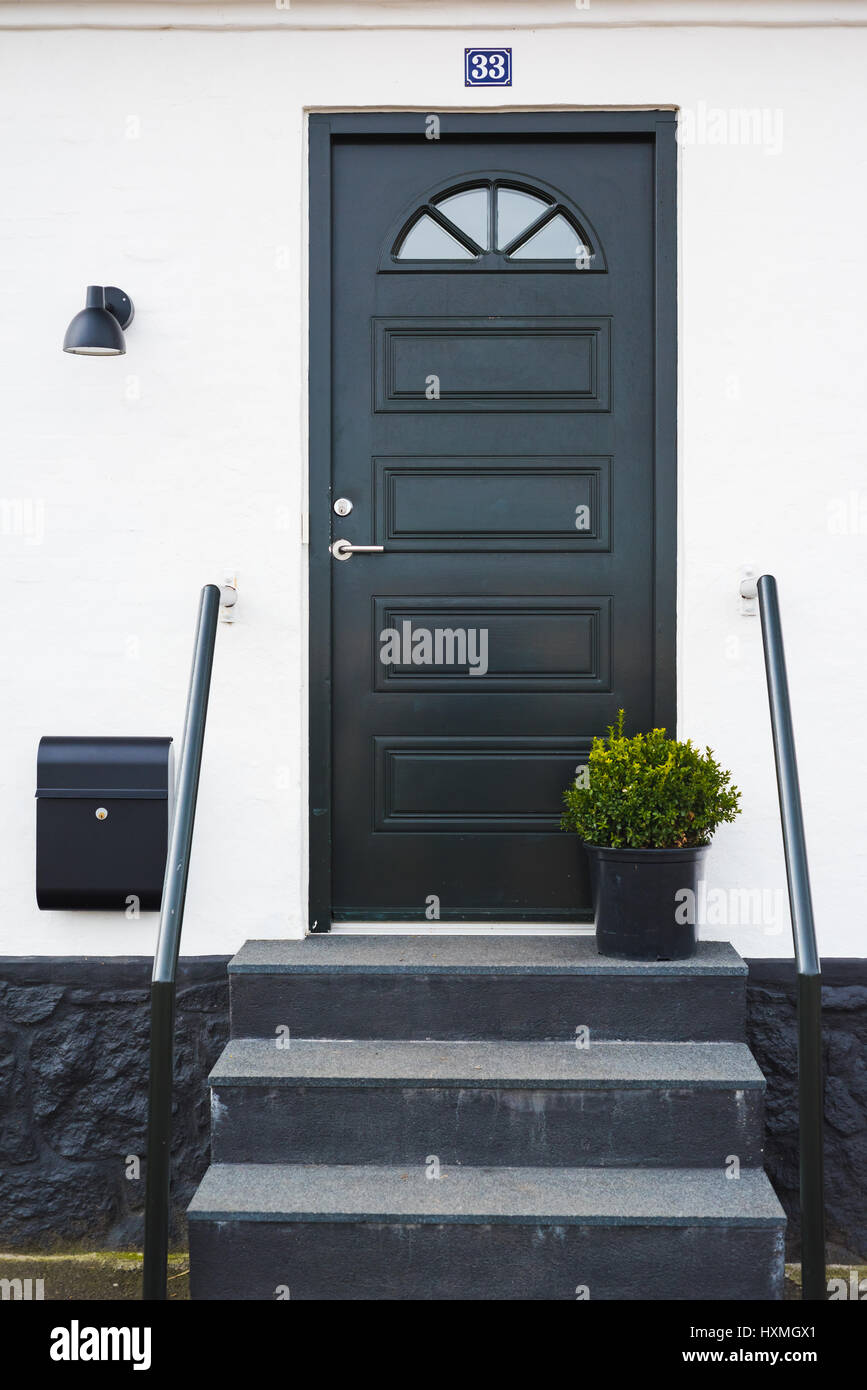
[36,736,174,910]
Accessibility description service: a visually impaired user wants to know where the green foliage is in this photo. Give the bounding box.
[561,711,741,849]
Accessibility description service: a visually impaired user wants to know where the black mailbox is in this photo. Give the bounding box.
[36,736,174,910]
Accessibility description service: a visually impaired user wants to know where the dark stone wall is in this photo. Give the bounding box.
[747,958,867,1263]
[0,954,865,1260]
[0,957,229,1251]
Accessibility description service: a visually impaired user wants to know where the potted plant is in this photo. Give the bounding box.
[561,712,741,960]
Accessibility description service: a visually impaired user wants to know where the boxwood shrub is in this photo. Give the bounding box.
[561,711,741,849]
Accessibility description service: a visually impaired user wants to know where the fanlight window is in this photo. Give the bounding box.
[496,188,550,249]
[436,189,488,248]
[394,181,594,263]
[399,215,476,260]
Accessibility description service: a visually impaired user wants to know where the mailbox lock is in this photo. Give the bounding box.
[95,807,108,821]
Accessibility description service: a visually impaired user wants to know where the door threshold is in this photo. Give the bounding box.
[328,922,596,936]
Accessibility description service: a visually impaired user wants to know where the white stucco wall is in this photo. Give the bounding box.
[1,1,865,958]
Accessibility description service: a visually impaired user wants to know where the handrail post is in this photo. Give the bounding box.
[757,574,826,1301]
[142,584,220,1301]
[142,980,176,1301]
[798,972,826,1301]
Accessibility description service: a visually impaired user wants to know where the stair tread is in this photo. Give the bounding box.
[188,1163,785,1225]
[230,937,746,977]
[210,1038,764,1088]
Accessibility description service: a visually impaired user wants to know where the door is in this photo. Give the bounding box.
[309,114,676,928]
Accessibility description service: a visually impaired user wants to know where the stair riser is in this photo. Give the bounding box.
[230,973,746,1042]
[189,1220,784,1300]
[210,1083,765,1167]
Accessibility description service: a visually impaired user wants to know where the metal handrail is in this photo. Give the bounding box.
[142,584,221,1301]
[756,574,826,1301]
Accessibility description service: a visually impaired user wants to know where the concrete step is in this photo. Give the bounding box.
[187,1163,786,1300]
[208,1038,766,1167]
[229,937,747,1042]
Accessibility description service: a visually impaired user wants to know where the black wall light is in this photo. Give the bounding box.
[63,285,134,355]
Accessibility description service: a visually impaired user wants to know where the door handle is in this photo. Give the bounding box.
[330,539,385,562]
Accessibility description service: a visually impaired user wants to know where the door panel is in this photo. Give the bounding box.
[374,738,594,834]
[314,123,674,923]
[373,457,610,551]
[373,317,611,411]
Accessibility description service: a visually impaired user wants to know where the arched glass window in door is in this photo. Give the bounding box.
[390,179,602,267]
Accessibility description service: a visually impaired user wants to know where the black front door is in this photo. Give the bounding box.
[310,114,676,926]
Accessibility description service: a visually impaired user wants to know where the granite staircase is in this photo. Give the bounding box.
[188,937,785,1300]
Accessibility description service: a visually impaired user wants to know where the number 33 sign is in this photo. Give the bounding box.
[465,48,512,86]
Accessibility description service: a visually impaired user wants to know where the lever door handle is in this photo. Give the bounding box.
[330,539,385,562]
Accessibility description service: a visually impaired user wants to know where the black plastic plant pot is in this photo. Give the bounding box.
[584,843,710,961]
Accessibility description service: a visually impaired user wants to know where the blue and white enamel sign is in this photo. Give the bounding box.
[464,49,512,87]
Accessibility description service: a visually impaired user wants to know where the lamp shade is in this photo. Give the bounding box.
[63,286,127,355]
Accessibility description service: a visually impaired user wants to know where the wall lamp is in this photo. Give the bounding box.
[63,286,134,356]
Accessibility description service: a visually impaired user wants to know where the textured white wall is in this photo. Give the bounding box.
[0,6,864,958]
